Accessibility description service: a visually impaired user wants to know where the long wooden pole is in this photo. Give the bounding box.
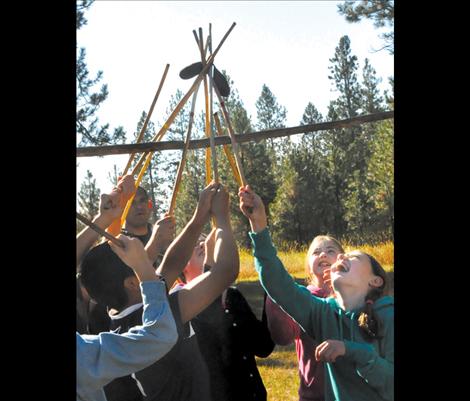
[208,23,219,183]
[194,28,213,185]
[209,73,247,186]
[76,212,125,248]
[77,111,394,157]
[122,63,170,176]
[168,81,202,215]
[214,112,242,186]
[130,22,236,177]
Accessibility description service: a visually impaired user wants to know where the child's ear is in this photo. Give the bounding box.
[369,276,384,288]
[123,276,140,291]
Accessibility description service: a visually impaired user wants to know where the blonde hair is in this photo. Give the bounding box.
[305,235,344,286]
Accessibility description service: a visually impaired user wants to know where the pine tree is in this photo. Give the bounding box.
[78,170,101,220]
[361,58,385,114]
[76,0,127,146]
[328,36,362,119]
[338,0,394,54]
[255,84,289,155]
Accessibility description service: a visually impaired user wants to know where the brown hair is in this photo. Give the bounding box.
[357,253,387,342]
[305,235,344,286]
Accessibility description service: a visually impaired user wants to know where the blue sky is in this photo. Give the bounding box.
[77,0,393,198]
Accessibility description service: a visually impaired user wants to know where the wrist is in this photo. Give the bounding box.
[191,210,208,227]
[93,214,113,229]
[250,217,267,233]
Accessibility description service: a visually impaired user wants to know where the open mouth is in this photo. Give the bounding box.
[319,261,331,270]
[332,261,349,274]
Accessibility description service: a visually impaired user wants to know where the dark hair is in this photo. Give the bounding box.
[80,242,135,311]
[358,253,387,342]
[135,186,149,199]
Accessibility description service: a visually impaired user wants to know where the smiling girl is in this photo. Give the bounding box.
[239,185,394,401]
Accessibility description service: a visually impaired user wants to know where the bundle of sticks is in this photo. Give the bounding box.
[77,22,248,241]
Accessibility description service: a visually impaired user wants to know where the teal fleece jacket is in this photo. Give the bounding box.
[250,228,394,401]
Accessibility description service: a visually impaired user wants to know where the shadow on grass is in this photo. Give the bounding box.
[236,279,307,320]
[256,344,298,369]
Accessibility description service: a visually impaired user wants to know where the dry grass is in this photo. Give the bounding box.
[238,241,394,282]
[256,344,300,401]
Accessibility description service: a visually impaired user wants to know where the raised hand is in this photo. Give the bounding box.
[193,181,219,225]
[152,214,176,250]
[211,184,230,222]
[238,185,267,233]
[146,214,176,264]
[109,235,156,283]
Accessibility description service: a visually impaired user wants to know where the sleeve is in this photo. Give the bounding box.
[264,294,300,345]
[77,281,178,391]
[343,310,394,401]
[249,228,332,341]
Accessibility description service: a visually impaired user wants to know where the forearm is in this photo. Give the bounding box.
[212,218,239,286]
[146,234,169,265]
[76,214,112,266]
[250,228,327,339]
[176,215,239,324]
[157,213,205,288]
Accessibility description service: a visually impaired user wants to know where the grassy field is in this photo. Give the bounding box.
[235,241,394,400]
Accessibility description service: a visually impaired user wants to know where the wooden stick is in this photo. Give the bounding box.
[77,111,395,157]
[195,26,219,184]
[209,73,247,186]
[214,112,242,186]
[122,63,170,176]
[194,29,212,185]
[208,23,219,183]
[168,81,202,215]
[122,23,237,228]
[76,212,125,248]
[130,23,236,177]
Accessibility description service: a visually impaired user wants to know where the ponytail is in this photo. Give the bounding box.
[358,254,387,342]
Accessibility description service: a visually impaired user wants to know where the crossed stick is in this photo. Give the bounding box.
[119,22,237,226]
[76,212,124,248]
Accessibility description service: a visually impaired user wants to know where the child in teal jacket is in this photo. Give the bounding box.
[239,185,394,401]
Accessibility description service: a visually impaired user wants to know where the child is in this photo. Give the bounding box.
[265,235,344,401]
[180,228,275,401]
[239,185,394,401]
[76,235,177,401]
[81,182,239,401]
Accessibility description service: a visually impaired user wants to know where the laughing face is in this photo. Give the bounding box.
[330,251,382,292]
[308,239,342,280]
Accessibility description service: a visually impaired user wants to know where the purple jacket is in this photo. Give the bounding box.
[265,285,328,401]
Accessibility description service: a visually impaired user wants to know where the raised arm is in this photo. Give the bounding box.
[176,184,240,323]
[239,185,332,339]
[155,181,218,289]
[77,235,178,393]
[145,214,176,265]
[202,227,217,268]
[76,174,135,267]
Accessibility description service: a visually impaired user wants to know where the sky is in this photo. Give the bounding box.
[76,0,394,198]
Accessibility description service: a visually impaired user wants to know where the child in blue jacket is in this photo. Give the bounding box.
[77,235,177,401]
